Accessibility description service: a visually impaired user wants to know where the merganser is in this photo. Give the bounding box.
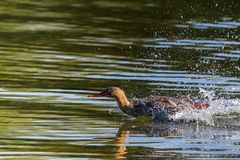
[89,87,209,121]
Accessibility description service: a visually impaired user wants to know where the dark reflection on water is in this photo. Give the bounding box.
[114,120,240,159]
[0,0,239,159]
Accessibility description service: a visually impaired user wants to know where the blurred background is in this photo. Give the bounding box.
[0,0,239,159]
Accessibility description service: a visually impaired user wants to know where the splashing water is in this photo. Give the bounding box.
[171,89,240,126]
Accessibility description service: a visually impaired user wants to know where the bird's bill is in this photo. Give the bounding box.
[88,91,110,97]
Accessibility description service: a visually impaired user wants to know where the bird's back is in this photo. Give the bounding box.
[130,96,193,121]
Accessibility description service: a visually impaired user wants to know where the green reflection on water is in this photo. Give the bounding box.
[0,0,239,159]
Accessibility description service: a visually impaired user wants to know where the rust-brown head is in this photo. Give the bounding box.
[89,87,131,108]
[88,87,125,98]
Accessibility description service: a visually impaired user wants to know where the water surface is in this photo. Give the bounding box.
[0,0,239,159]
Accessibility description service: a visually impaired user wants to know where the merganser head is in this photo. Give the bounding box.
[89,87,132,110]
[89,87,125,98]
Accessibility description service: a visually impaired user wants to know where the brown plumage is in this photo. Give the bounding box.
[89,87,209,121]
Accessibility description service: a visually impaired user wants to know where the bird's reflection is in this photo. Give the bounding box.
[112,118,228,159]
[117,120,180,137]
[113,119,184,159]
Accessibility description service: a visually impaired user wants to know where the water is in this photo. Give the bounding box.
[0,0,239,159]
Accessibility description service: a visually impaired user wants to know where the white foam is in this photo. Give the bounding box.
[171,89,240,125]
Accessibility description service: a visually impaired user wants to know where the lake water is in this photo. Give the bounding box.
[0,0,239,159]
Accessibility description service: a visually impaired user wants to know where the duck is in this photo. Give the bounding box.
[89,87,209,121]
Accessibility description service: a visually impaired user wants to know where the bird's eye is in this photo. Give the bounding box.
[103,88,110,93]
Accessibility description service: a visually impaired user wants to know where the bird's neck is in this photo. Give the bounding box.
[114,93,132,108]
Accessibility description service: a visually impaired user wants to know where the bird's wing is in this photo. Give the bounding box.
[150,96,196,115]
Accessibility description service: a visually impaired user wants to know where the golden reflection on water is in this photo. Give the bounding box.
[114,131,129,159]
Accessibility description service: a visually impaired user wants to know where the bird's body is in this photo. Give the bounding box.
[119,96,196,121]
[89,87,209,121]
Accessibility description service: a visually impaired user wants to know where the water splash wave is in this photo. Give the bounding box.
[172,89,240,126]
